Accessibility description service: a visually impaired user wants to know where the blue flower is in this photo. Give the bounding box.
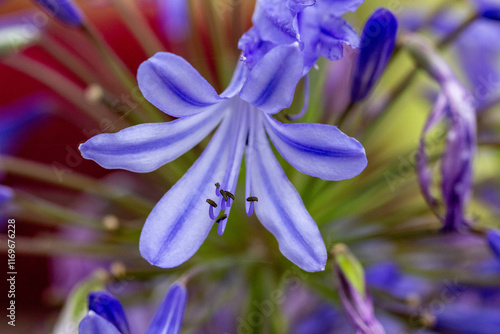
[80,43,367,272]
[406,34,477,232]
[79,282,187,334]
[31,0,84,26]
[350,8,398,102]
[240,0,363,73]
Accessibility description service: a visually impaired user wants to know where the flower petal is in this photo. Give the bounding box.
[139,110,241,268]
[416,92,447,208]
[239,44,304,114]
[79,311,122,334]
[146,283,187,334]
[318,0,364,16]
[79,106,224,173]
[251,0,299,45]
[88,291,130,334]
[246,111,327,272]
[351,8,398,102]
[137,52,226,117]
[32,0,84,26]
[263,114,367,181]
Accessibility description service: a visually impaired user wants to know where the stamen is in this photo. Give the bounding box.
[209,206,216,220]
[220,190,228,202]
[206,199,217,207]
[221,199,226,211]
[226,197,232,207]
[225,191,235,200]
[215,182,221,196]
[246,197,258,216]
[216,214,227,224]
[247,201,255,217]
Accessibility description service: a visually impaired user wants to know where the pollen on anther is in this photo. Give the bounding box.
[220,190,228,202]
[225,191,235,200]
[206,199,217,207]
[246,197,258,216]
[216,214,227,224]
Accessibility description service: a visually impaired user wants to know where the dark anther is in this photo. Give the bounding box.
[220,190,228,201]
[246,196,258,202]
[216,214,227,224]
[215,182,220,189]
[225,191,235,200]
[206,199,217,207]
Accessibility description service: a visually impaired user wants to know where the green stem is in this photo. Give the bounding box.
[80,23,163,122]
[3,55,128,128]
[109,0,165,57]
[0,156,154,215]
[0,235,140,259]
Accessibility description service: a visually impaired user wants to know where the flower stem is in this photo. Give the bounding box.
[0,156,154,215]
[13,190,105,230]
[80,23,164,122]
[40,34,100,85]
[109,0,165,57]
[2,54,129,128]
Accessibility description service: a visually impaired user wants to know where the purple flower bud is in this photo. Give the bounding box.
[487,230,500,262]
[31,0,84,27]
[146,282,187,334]
[333,244,385,334]
[87,291,131,334]
[80,282,187,334]
[405,34,477,232]
[351,8,398,102]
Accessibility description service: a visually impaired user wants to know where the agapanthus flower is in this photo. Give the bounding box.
[80,42,367,272]
[407,34,477,232]
[79,282,187,334]
[350,8,398,102]
[332,244,385,334]
[239,0,363,75]
[31,0,84,27]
